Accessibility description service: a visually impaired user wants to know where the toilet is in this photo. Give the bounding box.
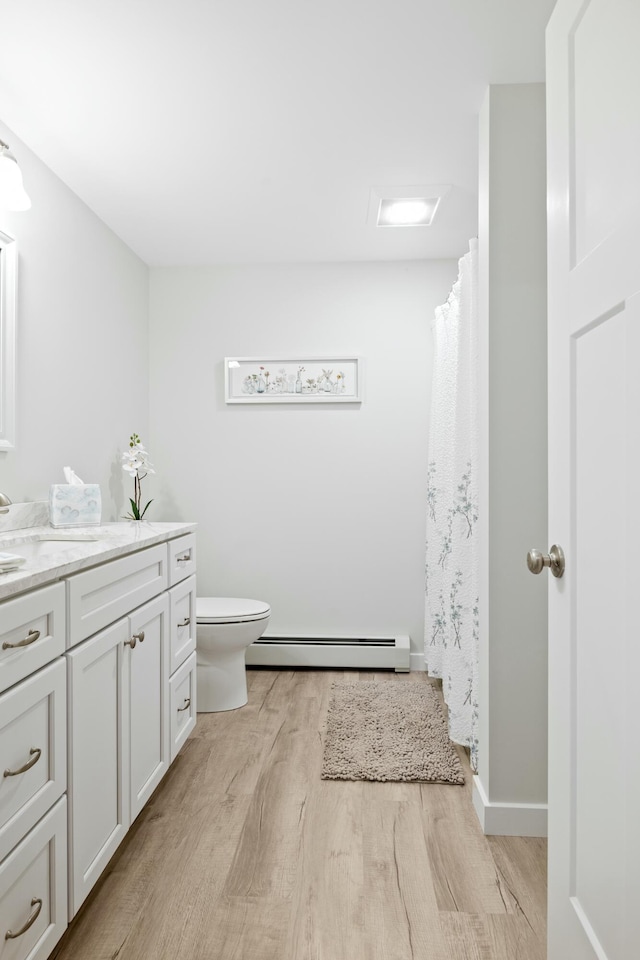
[196,597,271,712]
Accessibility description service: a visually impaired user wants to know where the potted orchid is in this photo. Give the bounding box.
[122,433,155,520]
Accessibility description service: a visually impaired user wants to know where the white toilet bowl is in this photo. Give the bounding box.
[196,597,270,712]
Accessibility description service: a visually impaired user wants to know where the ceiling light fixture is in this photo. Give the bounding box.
[367,184,450,231]
[377,197,440,227]
[0,139,31,211]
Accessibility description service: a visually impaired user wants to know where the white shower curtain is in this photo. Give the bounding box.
[425,239,479,771]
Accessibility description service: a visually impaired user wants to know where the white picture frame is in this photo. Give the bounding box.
[225,356,362,404]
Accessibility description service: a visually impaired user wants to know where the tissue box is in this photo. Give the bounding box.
[49,484,102,527]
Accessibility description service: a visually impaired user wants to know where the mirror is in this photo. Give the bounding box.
[0,228,16,450]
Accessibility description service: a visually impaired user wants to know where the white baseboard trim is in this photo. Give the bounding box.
[410,652,427,672]
[472,775,548,837]
[247,634,410,672]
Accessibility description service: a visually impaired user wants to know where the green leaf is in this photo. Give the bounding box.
[139,499,154,519]
[129,498,141,520]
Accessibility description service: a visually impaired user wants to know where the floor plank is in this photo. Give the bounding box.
[362,798,450,960]
[287,782,366,960]
[52,668,547,960]
[440,912,546,960]
[420,777,517,915]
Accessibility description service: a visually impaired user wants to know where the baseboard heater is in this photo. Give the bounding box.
[246,633,411,672]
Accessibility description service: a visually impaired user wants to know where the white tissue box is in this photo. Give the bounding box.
[49,484,102,527]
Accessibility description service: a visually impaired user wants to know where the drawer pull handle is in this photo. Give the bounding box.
[178,698,191,712]
[5,897,43,940]
[125,631,145,650]
[2,628,41,650]
[176,554,190,563]
[178,617,191,627]
[4,747,42,778]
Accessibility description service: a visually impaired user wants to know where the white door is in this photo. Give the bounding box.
[546,1,640,958]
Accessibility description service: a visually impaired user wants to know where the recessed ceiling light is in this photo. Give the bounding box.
[367,184,450,230]
[377,197,440,227]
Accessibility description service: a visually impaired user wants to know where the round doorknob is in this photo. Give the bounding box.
[527,545,565,578]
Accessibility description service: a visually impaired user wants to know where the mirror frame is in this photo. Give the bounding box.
[0,228,16,450]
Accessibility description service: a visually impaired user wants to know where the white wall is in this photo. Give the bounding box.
[149,261,457,654]
[0,120,149,514]
[476,84,548,831]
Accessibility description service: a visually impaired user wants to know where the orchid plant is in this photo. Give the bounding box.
[122,433,155,520]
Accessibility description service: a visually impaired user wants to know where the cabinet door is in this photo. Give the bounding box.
[67,619,130,918]
[128,594,169,821]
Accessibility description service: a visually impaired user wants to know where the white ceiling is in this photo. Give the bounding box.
[0,0,556,265]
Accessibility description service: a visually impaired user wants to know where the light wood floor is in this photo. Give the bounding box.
[52,669,547,960]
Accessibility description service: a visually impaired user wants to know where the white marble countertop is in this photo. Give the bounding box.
[0,521,196,601]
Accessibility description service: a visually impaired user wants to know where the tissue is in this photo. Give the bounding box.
[63,466,85,485]
[50,468,101,527]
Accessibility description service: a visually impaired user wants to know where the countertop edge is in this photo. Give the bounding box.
[0,522,197,601]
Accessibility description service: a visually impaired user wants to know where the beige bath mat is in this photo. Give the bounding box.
[322,680,465,784]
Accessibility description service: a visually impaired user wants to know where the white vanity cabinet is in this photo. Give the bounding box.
[0,522,196,954]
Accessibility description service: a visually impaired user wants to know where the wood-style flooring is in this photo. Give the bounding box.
[52,669,547,960]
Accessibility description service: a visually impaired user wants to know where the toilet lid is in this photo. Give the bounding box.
[197,597,271,624]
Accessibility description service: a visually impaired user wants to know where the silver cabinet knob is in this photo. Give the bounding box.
[125,632,145,650]
[527,545,565,578]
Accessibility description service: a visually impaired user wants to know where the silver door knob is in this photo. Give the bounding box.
[527,545,565,578]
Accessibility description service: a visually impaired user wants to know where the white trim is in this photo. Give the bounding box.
[410,652,427,672]
[472,775,548,837]
[0,229,16,451]
[246,633,410,672]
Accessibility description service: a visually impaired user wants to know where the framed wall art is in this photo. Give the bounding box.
[225,356,361,404]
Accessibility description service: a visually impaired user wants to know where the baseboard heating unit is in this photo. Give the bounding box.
[246,634,411,672]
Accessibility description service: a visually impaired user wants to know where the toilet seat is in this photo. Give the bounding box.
[197,597,271,624]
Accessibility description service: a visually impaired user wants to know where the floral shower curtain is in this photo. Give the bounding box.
[425,239,479,771]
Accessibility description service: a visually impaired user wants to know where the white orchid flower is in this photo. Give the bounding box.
[122,433,156,520]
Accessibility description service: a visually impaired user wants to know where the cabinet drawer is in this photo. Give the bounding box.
[169,652,196,762]
[67,544,167,646]
[0,659,66,863]
[169,575,196,674]
[0,797,67,960]
[167,534,196,586]
[0,583,65,695]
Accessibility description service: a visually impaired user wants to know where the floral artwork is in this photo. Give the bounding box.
[225,357,361,403]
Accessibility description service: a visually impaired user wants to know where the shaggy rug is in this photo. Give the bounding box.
[322,680,465,784]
